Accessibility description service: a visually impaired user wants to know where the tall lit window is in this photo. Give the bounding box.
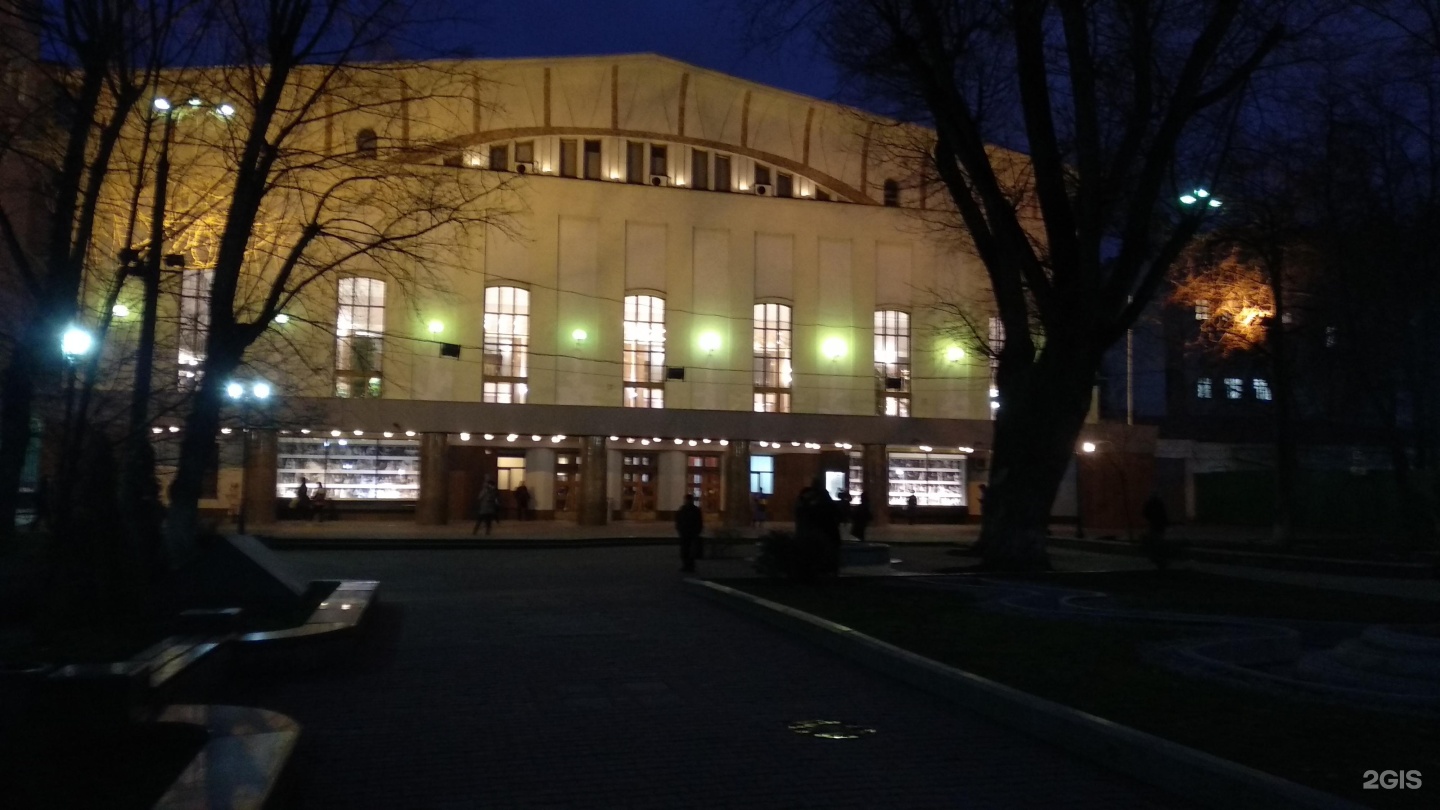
[336,277,385,398]
[484,286,529,403]
[875,310,911,416]
[624,294,665,408]
[1253,378,1272,401]
[1224,377,1243,399]
[177,269,214,389]
[988,316,1005,418]
[753,303,792,413]
[1196,377,1213,399]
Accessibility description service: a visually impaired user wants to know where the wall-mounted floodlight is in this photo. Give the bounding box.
[822,336,846,360]
[1081,441,1097,453]
[427,320,444,335]
[945,346,964,363]
[699,332,722,354]
[572,328,588,345]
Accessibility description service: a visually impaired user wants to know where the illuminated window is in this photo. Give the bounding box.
[177,269,214,390]
[1195,302,1211,321]
[583,140,602,179]
[883,179,899,207]
[691,149,709,190]
[484,286,529,403]
[753,303,792,413]
[750,455,774,495]
[489,143,509,172]
[624,294,665,408]
[355,128,377,159]
[1224,377,1243,399]
[336,277,385,398]
[1196,377,1212,399]
[1253,378,1272,401]
[559,139,577,177]
[875,310,911,417]
[988,316,1005,419]
[715,154,732,191]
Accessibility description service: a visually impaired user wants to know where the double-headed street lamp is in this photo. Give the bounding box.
[228,379,271,534]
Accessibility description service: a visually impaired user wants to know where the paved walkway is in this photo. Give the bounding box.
[199,547,1180,809]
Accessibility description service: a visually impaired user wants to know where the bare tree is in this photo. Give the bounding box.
[769,0,1295,569]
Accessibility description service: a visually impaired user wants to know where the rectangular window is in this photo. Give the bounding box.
[888,452,966,506]
[514,140,534,164]
[276,437,421,500]
[559,139,577,177]
[649,144,667,177]
[882,396,911,416]
[1195,302,1211,321]
[489,144,509,172]
[178,269,214,390]
[583,140,602,179]
[715,154,731,191]
[753,303,792,413]
[1225,378,1243,399]
[988,316,1005,419]
[750,455,775,495]
[691,149,709,190]
[1196,378,1212,399]
[754,164,771,187]
[1325,325,1337,348]
[626,140,645,183]
[776,172,793,198]
[816,189,831,202]
[1253,378,1273,401]
[484,286,530,404]
[335,277,386,398]
[875,310,911,416]
[623,294,666,408]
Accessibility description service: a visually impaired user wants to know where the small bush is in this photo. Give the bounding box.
[754,530,832,581]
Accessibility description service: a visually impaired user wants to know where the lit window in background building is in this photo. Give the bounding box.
[750,455,775,494]
[335,277,385,398]
[753,303,792,413]
[483,286,529,403]
[1253,378,1272,401]
[875,310,911,417]
[178,269,214,390]
[1196,377,1213,399]
[1195,301,1211,320]
[1225,377,1243,399]
[623,294,666,408]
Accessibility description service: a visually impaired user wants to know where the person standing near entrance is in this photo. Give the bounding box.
[514,482,531,520]
[473,478,499,535]
[296,476,312,520]
[676,493,704,573]
[906,493,918,525]
[850,491,873,542]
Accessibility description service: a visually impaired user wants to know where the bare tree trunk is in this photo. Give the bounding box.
[0,342,39,546]
[164,351,237,554]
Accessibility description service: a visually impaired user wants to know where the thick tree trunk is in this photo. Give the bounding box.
[980,342,1100,570]
[164,356,237,555]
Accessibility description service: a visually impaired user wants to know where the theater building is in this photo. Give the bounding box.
[129,54,1016,527]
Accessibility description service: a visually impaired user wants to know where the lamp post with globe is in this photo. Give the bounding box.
[227,379,271,534]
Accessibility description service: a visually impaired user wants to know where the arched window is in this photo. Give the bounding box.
[356,128,378,159]
[483,286,529,403]
[336,277,385,398]
[753,303,792,413]
[883,179,900,207]
[624,294,665,408]
[874,310,910,416]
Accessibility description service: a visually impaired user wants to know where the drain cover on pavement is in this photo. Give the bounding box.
[788,719,876,740]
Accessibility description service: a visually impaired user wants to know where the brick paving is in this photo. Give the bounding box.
[196,547,1183,809]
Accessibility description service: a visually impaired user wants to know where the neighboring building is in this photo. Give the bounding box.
[115,55,1014,527]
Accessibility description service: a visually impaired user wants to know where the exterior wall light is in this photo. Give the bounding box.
[1082,441,1097,453]
[822,336,846,360]
[945,346,965,362]
[112,303,130,318]
[572,328,588,345]
[274,313,290,324]
[699,332,722,354]
[427,320,444,335]
[61,326,94,358]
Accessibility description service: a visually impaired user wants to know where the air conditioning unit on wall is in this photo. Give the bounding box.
[649,174,670,187]
[753,183,774,196]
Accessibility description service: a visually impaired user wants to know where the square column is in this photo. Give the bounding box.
[862,443,889,526]
[577,435,609,526]
[416,432,449,525]
[243,429,278,528]
[723,439,751,529]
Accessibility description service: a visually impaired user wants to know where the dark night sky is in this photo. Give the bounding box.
[412,0,843,102]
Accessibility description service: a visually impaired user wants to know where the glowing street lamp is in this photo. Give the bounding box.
[61,327,94,359]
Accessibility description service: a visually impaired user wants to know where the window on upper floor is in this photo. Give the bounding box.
[624,295,666,409]
[1224,377,1243,399]
[875,310,911,417]
[489,143,509,172]
[1195,302,1211,321]
[559,139,577,178]
[649,145,667,178]
[715,154,732,191]
[336,277,385,398]
[177,269,214,390]
[777,172,793,198]
[988,316,1005,418]
[626,141,645,183]
[583,139,602,179]
[1253,378,1272,401]
[754,164,772,188]
[356,129,378,159]
[1325,325,1337,348]
[483,286,529,404]
[691,149,709,190]
[883,179,900,207]
[816,189,831,202]
[1196,377,1213,399]
[514,140,534,165]
[753,303,792,414]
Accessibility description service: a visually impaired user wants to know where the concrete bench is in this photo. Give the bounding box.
[234,580,381,672]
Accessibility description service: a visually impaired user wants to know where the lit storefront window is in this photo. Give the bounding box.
[277,436,419,499]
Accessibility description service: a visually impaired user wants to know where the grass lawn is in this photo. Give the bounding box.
[721,576,1439,808]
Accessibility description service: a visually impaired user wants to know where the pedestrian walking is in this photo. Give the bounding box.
[472,478,499,535]
[676,493,704,572]
[514,482,531,520]
[850,491,873,542]
[906,493,918,525]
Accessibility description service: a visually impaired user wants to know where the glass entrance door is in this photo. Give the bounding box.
[686,454,722,517]
[621,452,657,518]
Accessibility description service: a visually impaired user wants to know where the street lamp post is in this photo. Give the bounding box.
[228,380,271,535]
[1075,441,1096,539]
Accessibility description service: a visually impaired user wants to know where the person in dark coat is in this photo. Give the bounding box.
[296,476,312,520]
[850,491,873,542]
[514,482,531,520]
[795,477,842,574]
[472,479,499,535]
[676,494,704,572]
[906,493,918,524]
